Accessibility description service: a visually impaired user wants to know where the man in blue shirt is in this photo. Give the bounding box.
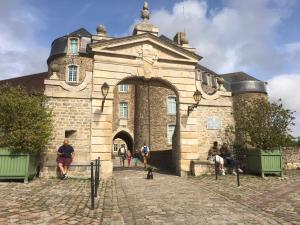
[56,139,74,179]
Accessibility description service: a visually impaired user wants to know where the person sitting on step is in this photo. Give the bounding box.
[207,141,225,175]
[220,143,243,175]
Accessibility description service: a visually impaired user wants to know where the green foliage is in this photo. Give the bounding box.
[233,98,295,149]
[0,84,53,155]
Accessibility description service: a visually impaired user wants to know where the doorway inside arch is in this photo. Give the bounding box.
[112,77,180,171]
[112,131,134,166]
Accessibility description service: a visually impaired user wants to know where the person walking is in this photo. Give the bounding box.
[141,143,150,169]
[118,144,127,167]
[56,139,74,179]
[133,149,140,167]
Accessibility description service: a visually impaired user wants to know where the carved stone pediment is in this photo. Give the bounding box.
[89,33,201,63]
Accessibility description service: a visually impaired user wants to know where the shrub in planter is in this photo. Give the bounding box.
[232,98,295,177]
[0,85,52,182]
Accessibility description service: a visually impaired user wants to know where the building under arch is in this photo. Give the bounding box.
[0,2,267,178]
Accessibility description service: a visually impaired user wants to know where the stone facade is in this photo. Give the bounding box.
[19,2,268,178]
[282,147,300,170]
[134,84,176,151]
[112,84,135,143]
[48,55,93,83]
[43,98,92,161]
[197,97,235,160]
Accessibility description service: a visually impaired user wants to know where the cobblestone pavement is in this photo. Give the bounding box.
[0,169,299,225]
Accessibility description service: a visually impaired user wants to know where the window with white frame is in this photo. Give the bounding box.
[70,38,78,54]
[167,124,175,145]
[119,102,128,119]
[119,84,128,93]
[68,65,78,82]
[113,144,118,152]
[167,96,176,114]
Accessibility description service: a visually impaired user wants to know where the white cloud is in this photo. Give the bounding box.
[268,74,300,136]
[145,0,300,136]
[148,0,299,77]
[0,0,49,80]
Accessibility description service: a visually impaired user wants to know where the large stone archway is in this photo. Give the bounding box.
[89,33,202,178]
[112,76,180,170]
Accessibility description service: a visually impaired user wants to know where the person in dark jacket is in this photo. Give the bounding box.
[220,143,243,175]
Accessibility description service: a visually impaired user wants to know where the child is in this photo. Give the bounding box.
[127,151,132,167]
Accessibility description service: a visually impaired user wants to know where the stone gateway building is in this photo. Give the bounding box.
[0,2,267,178]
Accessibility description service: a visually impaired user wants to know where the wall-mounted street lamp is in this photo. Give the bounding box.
[101,82,109,112]
[188,89,202,116]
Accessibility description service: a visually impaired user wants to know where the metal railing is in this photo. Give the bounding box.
[90,157,100,210]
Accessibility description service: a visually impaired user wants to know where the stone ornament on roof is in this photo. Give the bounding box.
[96,24,107,36]
[141,1,150,20]
[133,1,159,36]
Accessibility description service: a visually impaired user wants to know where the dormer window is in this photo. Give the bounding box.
[70,38,78,54]
[68,65,78,82]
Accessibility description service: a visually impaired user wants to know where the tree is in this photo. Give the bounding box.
[233,98,295,149]
[0,84,52,155]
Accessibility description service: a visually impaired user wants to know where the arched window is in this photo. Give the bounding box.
[119,102,128,119]
[70,38,78,54]
[68,65,78,82]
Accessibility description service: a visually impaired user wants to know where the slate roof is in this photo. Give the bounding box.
[69,28,92,38]
[196,64,219,77]
[221,72,261,83]
[159,35,180,47]
[0,72,48,92]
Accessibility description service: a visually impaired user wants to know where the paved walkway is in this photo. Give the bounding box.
[0,169,299,224]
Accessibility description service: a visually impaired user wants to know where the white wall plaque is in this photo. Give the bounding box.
[207,116,221,130]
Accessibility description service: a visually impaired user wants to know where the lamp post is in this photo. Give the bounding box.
[188,89,202,116]
[101,82,109,112]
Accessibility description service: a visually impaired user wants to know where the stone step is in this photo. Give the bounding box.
[191,160,216,176]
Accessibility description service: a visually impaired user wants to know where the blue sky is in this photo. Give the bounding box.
[0,0,299,135]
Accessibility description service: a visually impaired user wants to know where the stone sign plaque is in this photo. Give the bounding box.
[207,116,221,130]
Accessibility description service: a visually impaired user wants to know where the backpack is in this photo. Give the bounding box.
[143,146,149,154]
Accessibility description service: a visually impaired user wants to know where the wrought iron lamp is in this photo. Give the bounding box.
[188,89,202,116]
[101,82,109,112]
[101,82,109,99]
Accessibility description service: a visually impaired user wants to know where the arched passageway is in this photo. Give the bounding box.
[113,130,134,153]
[112,76,180,170]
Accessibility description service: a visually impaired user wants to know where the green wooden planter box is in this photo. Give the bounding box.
[0,148,37,183]
[244,148,282,177]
